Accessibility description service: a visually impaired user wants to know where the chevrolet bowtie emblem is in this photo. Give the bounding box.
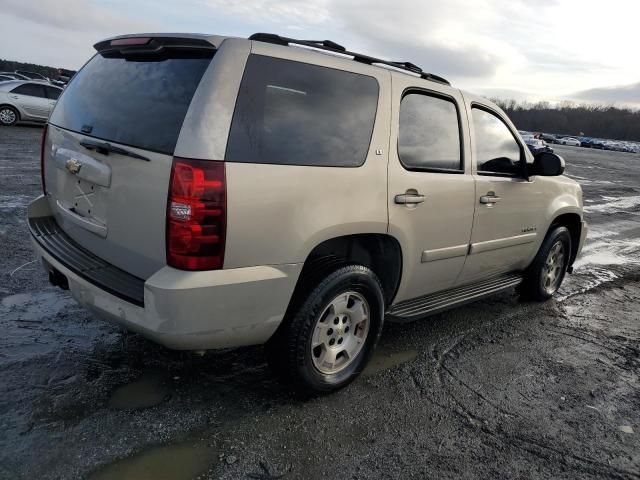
[65,158,82,175]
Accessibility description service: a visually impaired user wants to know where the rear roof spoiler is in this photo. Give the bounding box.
[94,36,216,58]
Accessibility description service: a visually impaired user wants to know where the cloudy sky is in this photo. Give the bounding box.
[1,0,638,107]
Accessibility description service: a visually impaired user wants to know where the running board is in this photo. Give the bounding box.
[387,273,523,323]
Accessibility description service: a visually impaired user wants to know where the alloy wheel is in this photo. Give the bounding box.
[542,241,565,294]
[311,291,370,374]
[0,108,16,125]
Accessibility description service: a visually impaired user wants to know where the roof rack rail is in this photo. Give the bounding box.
[248,33,450,86]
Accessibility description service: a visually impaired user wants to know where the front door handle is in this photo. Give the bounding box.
[395,193,425,205]
[480,194,501,204]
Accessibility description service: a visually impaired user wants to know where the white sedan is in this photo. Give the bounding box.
[0,80,62,126]
[558,137,581,147]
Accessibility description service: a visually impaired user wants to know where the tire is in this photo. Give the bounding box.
[0,106,18,126]
[520,226,571,301]
[266,265,385,395]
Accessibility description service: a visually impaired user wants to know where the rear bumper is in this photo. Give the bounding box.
[28,195,302,350]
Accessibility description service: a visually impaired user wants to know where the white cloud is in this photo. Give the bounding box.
[0,0,161,68]
[200,0,331,26]
[571,82,640,109]
[201,0,640,103]
[2,0,150,32]
[1,0,638,106]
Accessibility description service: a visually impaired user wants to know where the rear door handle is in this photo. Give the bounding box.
[395,193,425,205]
[480,194,501,204]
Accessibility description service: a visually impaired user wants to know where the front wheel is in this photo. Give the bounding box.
[0,106,19,126]
[266,265,385,395]
[520,226,571,301]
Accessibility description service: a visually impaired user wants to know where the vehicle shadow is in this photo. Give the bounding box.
[76,288,528,417]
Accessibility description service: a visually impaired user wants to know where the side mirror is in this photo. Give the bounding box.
[530,152,565,176]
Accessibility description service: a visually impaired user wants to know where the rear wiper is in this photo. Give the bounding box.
[79,139,150,162]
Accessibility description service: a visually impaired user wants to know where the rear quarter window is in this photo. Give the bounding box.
[226,55,379,167]
[50,53,213,154]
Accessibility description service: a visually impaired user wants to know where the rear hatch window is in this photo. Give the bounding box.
[50,40,214,154]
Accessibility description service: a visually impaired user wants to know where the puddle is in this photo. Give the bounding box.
[0,290,74,317]
[558,267,619,301]
[109,370,170,410]
[1,293,32,307]
[88,441,217,480]
[0,290,93,366]
[574,238,640,267]
[584,195,640,214]
[575,250,632,266]
[0,194,33,210]
[363,349,418,376]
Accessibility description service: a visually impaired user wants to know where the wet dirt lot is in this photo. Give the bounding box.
[0,126,638,479]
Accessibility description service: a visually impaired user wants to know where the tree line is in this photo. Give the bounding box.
[0,59,60,81]
[493,99,640,142]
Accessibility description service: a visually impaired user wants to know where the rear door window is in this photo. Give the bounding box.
[226,55,379,167]
[398,92,462,171]
[12,83,46,98]
[50,53,213,154]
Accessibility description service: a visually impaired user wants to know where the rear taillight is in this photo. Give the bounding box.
[166,158,226,270]
[40,124,48,194]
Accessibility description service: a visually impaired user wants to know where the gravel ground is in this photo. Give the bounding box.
[0,127,638,480]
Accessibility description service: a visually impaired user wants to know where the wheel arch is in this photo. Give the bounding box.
[548,212,582,266]
[286,233,403,314]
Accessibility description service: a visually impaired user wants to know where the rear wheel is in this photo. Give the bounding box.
[520,226,571,301]
[266,265,384,395]
[0,106,18,126]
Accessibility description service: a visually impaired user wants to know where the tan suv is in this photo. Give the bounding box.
[28,33,587,394]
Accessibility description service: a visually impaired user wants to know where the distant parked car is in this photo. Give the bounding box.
[0,71,29,80]
[620,143,635,153]
[56,68,77,84]
[522,135,554,155]
[0,75,16,82]
[602,141,624,151]
[0,80,63,126]
[15,70,50,82]
[558,137,581,147]
[541,133,557,144]
[587,139,605,149]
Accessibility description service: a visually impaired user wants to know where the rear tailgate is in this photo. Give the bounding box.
[44,36,215,279]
